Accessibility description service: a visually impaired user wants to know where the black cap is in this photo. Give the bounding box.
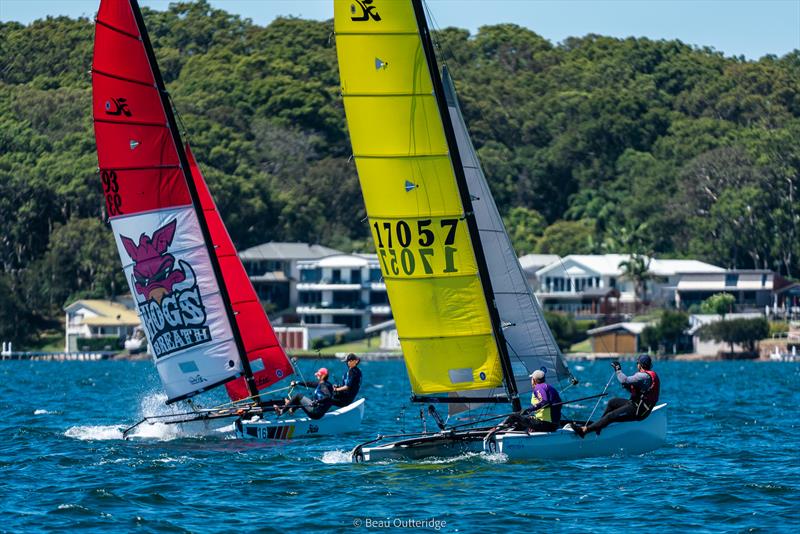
[637,354,652,369]
[346,353,360,362]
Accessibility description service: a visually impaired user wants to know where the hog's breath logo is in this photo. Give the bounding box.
[121,220,211,358]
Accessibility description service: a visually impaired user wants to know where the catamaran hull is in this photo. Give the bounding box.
[237,398,366,441]
[357,404,667,462]
[494,403,667,459]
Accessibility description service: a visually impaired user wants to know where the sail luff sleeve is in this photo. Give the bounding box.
[92,0,245,402]
[442,67,572,392]
[334,0,504,395]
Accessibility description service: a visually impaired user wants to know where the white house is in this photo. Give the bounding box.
[534,254,724,316]
[239,242,342,312]
[296,253,391,329]
[64,299,140,352]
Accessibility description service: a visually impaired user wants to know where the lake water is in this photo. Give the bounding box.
[1,359,798,532]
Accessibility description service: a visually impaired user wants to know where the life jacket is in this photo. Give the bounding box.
[627,370,660,414]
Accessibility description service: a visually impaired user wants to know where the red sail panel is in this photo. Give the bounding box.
[185,146,294,400]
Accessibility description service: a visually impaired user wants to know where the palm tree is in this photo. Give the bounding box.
[618,254,653,308]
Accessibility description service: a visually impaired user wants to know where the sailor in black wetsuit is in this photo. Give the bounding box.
[276,367,334,420]
[332,353,362,408]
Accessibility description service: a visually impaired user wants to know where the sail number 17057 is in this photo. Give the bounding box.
[371,218,463,277]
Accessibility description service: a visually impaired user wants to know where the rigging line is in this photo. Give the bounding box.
[585,370,616,426]
[166,91,192,143]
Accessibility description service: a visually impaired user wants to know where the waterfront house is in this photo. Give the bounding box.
[64,299,140,352]
[296,253,391,330]
[534,255,723,317]
[239,242,342,312]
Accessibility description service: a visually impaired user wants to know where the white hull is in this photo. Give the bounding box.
[358,404,667,462]
[494,403,667,459]
[238,398,366,441]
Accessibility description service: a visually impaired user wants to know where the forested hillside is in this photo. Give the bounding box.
[1,1,798,343]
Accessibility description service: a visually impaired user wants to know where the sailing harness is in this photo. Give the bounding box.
[627,370,660,417]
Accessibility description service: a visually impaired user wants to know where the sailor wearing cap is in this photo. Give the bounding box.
[524,368,563,432]
[332,353,362,408]
[276,367,335,420]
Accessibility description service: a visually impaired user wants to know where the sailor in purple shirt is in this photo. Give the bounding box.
[522,369,563,432]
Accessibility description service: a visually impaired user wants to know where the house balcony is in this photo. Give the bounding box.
[296,302,368,315]
[297,282,362,291]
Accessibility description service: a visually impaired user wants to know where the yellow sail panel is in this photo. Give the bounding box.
[335,0,502,394]
[354,157,463,219]
[334,0,417,34]
[401,335,503,394]
[386,277,491,338]
[336,35,430,95]
[344,95,445,156]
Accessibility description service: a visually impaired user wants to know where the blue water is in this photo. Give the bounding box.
[0,359,798,533]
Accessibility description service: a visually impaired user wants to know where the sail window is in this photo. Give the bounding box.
[178,361,199,373]
[448,368,474,384]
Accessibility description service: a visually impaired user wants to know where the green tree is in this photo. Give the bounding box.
[700,293,736,317]
[699,317,769,354]
[618,254,653,304]
[503,206,546,254]
[535,219,596,256]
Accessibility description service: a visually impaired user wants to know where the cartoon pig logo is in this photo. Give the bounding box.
[120,220,185,304]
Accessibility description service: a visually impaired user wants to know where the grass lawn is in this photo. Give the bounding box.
[289,337,387,358]
[568,338,592,353]
[20,331,64,352]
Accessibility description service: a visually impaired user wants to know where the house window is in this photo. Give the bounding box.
[725,274,739,287]
[332,269,341,283]
[761,274,767,287]
[300,292,322,304]
[370,268,383,282]
[351,269,362,284]
[300,269,321,283]
[609,277,617,289]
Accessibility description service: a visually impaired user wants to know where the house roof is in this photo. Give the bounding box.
[64,300,140,326]
[648,259,724,276]
[239,242,342,261]
[587,322,650,336]
[536,254,722,277]
[518,254,560,272]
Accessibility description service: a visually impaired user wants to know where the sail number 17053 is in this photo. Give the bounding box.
[371,218,462,277]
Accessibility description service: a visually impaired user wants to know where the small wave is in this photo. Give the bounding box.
[64,425,124,441]
[321,450,352,464]
[34,409,59,415]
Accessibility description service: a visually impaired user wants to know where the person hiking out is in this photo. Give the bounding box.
[573,354,660,438]
[275,367,334,420]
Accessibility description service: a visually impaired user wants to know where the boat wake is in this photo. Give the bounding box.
[64,391,235,441]
[321,450,353,464]
[320,449,508,465]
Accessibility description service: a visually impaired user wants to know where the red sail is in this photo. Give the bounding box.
[186,146,294,400]
[92,0,292,402]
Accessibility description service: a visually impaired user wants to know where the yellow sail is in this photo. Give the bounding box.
[334,0,503,394]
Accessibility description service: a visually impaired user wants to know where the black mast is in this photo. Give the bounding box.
[129,0,260,403]
[411,0,521,412]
